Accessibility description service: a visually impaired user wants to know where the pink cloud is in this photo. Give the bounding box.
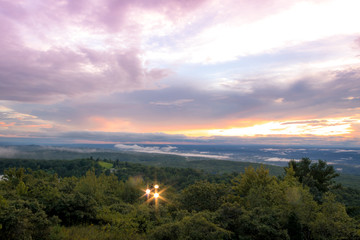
[1,0,359,142]
[0,28,170,102]
[95,0,209,30]
[0,122,16,128]
[0,1,28,20]
[22,124,53,129]
[1,0,337,104]
[0,0,184,103]
[355,37,360,49]
[0,46,170,102]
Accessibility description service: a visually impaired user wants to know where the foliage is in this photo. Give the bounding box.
[49,224,143,240]
[180,180,227,212]
[0,159,102,177]
[0,199,51,240]
[287,158,340,201]
[148,212,231,240]
[310,193,360,240]
[0,158,359,240]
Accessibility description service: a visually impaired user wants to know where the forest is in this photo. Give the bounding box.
[0,157,360,240]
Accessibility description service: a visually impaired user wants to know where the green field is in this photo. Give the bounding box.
[98,161,113,169]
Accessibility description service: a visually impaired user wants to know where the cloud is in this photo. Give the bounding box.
[0,0,183,103]
[114,143,230,159]
[333,149,360,153]
[0,147,18,158]
[1,129,359,147]
[59,131,193,143]
[9,66,356,135]
[1,0,360,145]
[147,0,360,64]
[41,146,100,154]
[0,46,170,102]
[150,99,194,106]
[281,120,331,125]
[264,157,294,162]
[0,104,55,132]
[225,67,360,120]
[3,0,357,104]
[209,118,356,137]
[354,36,360,49]
[0,59,358,140]
[115,143,176,153]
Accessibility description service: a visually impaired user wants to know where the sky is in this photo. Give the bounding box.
[0,0,360,146]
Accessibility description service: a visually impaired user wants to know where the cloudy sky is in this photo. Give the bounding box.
[1,0,360,145]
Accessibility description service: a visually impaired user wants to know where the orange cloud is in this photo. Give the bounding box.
[87,116,138,132]
[0,122,16,128]
[163,117,360,138]
[23,124,53,128]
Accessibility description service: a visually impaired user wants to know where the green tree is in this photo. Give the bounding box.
[2,167,26,190]
[0,199,50,240]
[180,180,227,212]
[223,166,321,240]
[215,202,243,239]
[0,195,7,230]
[310,193,360,240]
[230,165,278,203]
[287,158,339,200]
[16,180,28,196]
[53,192,97,226]
[223,166,289,239]
[121,176,144,204]
[149,212,231,240]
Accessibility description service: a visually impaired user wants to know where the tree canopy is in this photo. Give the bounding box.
[287,157,340,201]
[0,158,359,240]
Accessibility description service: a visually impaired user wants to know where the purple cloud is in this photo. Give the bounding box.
[0,0,186,102]
[0,42,169,102]
[1,0,360,144]
[18,67,359,133]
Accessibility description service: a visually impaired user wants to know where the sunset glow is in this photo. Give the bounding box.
[0,0,359,145]
[208,118,356,137]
